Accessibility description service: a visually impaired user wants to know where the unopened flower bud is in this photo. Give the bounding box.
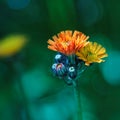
[54,53,68,65]
[52,63,66,77]
[68,66,77,79]
[55,54,62,62]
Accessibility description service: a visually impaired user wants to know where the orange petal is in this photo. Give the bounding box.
[48,45,57,51]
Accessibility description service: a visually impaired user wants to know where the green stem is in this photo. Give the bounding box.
[73,81,82,120]
[18,78,31,120]
[69,54,75,64]
[14,62,31,120]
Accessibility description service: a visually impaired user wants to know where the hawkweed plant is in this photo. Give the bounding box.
[47,30,108,120]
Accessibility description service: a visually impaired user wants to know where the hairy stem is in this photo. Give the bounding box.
[73,81,82,120]
[69,54,75,65]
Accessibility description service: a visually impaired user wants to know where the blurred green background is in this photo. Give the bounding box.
[0,0,120,120]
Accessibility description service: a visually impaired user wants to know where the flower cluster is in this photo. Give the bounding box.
[47,30,108,85]
[51,53,86,85]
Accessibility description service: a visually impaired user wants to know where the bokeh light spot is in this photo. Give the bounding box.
[6,0,30,10]
[77,0,103,26]
[100,50,120,85]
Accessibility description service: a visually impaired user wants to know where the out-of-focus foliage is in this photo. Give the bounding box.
[0,0,120,120]
[0,35,27,57]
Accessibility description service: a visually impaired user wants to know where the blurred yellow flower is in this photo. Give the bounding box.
[47,30,89,55]
[0,35,27,57]
[76,42,108,66]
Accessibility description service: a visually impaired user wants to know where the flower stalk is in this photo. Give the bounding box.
[69,54,75,65]
[18,76,31,120]
[73,80,82,120]
[14,62,31,120]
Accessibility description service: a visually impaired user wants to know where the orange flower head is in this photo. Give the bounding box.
[47,30,89,55]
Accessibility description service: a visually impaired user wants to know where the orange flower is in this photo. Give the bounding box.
[47,30,89,55]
